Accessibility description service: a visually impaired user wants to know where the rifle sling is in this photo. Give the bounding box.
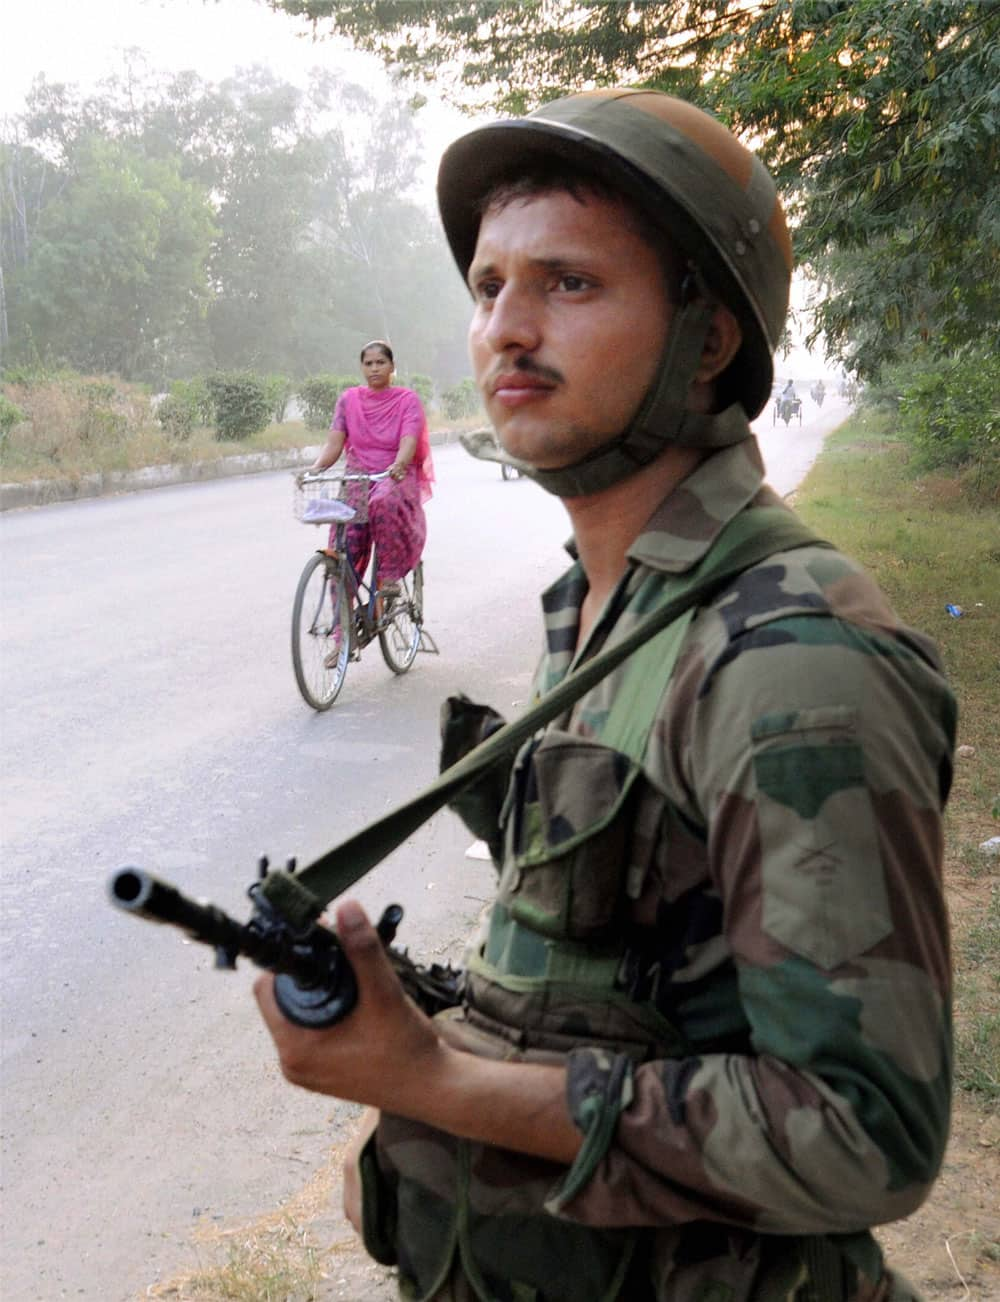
[261,513,827,927]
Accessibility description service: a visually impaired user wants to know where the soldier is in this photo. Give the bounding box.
[255,90,956,1301]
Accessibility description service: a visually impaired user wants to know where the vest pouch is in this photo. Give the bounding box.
[440,693,510,859]
[358,1128,399,1267]
[499,731,642,941]
[374,1114,639,1302]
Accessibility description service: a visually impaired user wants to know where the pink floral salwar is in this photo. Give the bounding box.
[329,385,433,585]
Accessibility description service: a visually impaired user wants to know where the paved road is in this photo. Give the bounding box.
[0,400,846,1299]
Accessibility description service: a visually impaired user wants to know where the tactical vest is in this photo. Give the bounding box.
[360,508,902,1302]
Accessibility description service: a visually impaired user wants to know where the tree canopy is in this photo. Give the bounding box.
[1,61,472,385]
[269,0,1000,379]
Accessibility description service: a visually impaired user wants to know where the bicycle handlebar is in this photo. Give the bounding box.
[298,468,393,484]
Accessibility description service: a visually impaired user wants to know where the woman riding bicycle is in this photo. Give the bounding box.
[307,340,434,602]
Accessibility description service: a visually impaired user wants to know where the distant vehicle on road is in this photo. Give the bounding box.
[773,381,802,426]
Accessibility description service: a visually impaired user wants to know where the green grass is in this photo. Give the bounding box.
[955,882,1000,1100]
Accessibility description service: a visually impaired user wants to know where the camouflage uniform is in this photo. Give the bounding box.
[360,435,956,1302]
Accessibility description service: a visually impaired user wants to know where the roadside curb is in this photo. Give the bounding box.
[0,429,465,512]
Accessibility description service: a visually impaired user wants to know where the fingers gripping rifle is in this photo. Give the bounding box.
[108,860,463,1029]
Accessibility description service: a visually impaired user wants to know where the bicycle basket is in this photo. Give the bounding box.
[293,475,369,525]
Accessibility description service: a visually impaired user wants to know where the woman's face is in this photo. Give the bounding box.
[361,348,394,390]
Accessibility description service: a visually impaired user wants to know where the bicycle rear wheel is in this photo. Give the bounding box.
[378,562,423,674]
[291,552,352,709]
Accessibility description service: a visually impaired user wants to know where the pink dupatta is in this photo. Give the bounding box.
[338,386,435,503]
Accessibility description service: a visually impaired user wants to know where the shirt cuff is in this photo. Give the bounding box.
[545,1048,634,1215]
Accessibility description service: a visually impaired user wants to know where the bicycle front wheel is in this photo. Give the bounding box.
[378,563,423,675]
[291,552,352,709]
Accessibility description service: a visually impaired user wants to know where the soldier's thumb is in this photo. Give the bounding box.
[335,899,398,1000]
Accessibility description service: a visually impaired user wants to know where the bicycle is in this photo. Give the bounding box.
[291,469,433,710]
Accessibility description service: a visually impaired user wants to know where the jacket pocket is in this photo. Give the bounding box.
[499,730,642,941]
[752,705,892,970]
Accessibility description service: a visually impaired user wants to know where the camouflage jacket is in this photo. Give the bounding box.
[365,436,956,1302]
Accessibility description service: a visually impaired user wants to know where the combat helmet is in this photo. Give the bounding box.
[437,89,793,496]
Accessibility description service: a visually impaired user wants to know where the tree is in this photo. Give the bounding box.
[9,138,215,380]
[2,61,474,385]
[0,125,72,367]
[701,1,1000,377]
[270,0,1000,380]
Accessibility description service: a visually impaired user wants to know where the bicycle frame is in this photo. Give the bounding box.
[324,522,381,652]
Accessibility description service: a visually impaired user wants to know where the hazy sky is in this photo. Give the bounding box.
[2,0,475,204]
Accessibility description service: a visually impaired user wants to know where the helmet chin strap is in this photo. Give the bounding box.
[526,295,753,498]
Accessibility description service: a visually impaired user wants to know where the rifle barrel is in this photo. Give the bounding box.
[110,868,244,946]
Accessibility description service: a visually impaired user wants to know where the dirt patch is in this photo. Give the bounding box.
[877,1100,1000,1300]
[144,1136,398,1301]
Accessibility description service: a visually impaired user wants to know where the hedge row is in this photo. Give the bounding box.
[155,371,483,440]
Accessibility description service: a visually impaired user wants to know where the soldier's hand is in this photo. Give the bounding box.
[253,900,444,1108]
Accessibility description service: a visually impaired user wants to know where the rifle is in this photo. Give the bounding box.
[108,860,464,1028]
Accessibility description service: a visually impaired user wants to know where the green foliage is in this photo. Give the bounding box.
[5,138,215,381]
[877,346,1000,479]
[1,365,42,388]
[0,393,25,439]
[75,378,127,444]
[155,393,195,440]
[441,378,481,420]
[298,374,354,430]
[156,379,213,440]
[406,372,434,409]
[956,886,1000,1101]
[262,374,293,423]
[204,372,272,442]
[723,0,1000,381]
[2,63,473,387]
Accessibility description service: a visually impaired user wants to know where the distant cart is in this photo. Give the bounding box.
[773,394,803,426]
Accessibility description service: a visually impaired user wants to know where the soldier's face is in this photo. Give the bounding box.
[467,189,672,471]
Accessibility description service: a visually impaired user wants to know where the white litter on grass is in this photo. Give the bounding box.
[979,836,1000,857]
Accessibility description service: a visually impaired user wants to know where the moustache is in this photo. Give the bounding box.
[487,356,564,388]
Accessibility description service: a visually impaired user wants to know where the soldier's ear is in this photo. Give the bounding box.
[695,305,742,383]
